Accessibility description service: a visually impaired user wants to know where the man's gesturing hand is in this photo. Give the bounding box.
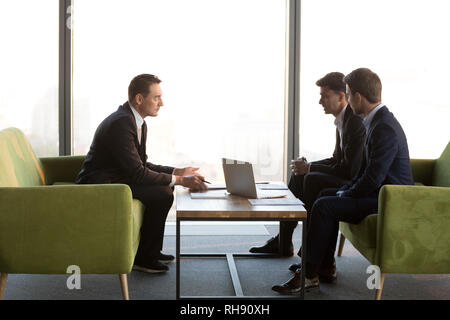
[173,167,201,177]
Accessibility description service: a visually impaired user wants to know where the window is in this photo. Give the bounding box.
[0,1,59,156]
[300,0,450,160]
[72,0,288,181]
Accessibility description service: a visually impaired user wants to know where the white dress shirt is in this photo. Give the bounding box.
[128,102,144,144]
[128,101,176,186]
[334,104,347,151]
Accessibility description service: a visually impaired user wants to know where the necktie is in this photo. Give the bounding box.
[141,121,147,146]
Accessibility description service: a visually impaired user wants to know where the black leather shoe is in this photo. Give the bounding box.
[133,260,169,273]
[288,262,337,283]
[272,270,319,294]
[289,263,302,272]
[249,236,294,256]
[158,252,175,264]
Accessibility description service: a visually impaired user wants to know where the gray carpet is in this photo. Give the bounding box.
[2,224,450,300]
[164,223,270,236]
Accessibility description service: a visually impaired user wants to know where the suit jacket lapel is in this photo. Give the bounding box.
[363,106,388,169]
[341,104,353,149]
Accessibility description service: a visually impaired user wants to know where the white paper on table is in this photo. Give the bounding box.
[190,190,229,199]
[256,183,289,190]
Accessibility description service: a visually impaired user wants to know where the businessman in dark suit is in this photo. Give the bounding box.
[272,68,414,293]
[250,72,366,258]
[76,74,207,273]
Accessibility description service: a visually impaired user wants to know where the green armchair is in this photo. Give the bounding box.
[0,128,145,300]
[337,141,450,299]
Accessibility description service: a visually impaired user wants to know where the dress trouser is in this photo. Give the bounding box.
[129,185,174,265]
[305,188,378,268]
[280,172,348,255]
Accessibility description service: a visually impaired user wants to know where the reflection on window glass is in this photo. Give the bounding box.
[73,0,287,182]
[0,1,59,156]
[300,0,450,160]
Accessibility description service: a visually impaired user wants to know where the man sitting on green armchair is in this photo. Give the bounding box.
[272,68,414,294]
[76,74,207,273]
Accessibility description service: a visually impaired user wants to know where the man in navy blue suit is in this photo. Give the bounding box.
[272,68,414,294]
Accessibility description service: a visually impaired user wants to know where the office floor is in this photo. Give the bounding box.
[2,224,450,300]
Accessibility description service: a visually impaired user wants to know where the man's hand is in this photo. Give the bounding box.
[290,157,310,175]
[176,175,207,191]
[173,167,201,177]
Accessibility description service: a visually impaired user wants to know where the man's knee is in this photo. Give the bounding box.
[310,196,335,220]
[135,185,174,207]
[288,174,304,197]
[303,172,329,189]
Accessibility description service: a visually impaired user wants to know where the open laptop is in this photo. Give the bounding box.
[222,158,285,199]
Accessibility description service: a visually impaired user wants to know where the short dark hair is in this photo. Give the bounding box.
[316,72,346,93]
[344,68,381,104]
[128,74,162,103]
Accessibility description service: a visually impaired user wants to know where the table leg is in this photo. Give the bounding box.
[301,218,306,299]
[278,221,288,256]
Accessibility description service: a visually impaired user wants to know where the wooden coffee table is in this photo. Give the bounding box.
[175,185,307,300]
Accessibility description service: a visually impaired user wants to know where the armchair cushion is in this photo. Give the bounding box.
[40,155,86,185]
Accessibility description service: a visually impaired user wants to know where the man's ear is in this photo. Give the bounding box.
[339,91,346,102]
[135,94,143,105]
[355,92,364,105]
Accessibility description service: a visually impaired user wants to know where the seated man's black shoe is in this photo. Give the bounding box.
[133,260,169,273]
[272,270,319,294]
[249,236,278,254]
[288,261,337,283]
[249,236,294,256]
[289,263,302,272]
[158,252,175,264]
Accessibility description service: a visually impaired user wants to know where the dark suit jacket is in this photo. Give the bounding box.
[340,105,414,198]
[309,105,366,180]
[75,102,174,185]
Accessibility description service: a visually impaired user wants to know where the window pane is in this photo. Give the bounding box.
[0,1,59,156]
[73,0,287,181]
[300,0,450,160]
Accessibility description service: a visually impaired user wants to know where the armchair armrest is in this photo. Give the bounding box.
[376,185,450,273]
[40,155,86,185]
[0,184,134,274]
[410,158,436,186]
